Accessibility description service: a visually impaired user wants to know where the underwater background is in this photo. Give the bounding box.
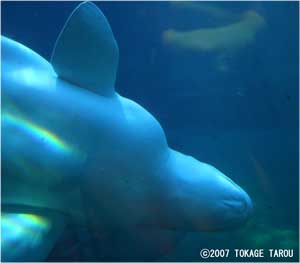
[1,1,299,262]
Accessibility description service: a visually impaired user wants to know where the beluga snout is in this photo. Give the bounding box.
[155,150,253,231]
[217,176,253,230]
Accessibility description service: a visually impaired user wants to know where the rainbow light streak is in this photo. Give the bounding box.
[3,112,74,155]
[1,213,51,246]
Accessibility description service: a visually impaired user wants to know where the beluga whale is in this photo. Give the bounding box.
[1,2,253,261]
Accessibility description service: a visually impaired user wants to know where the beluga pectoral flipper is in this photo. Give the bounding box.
[51,1,119,96]
[2,1,253,261]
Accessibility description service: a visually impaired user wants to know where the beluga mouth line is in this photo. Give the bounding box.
[1,1,253,261]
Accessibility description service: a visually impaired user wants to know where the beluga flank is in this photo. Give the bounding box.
[1,1,253,261]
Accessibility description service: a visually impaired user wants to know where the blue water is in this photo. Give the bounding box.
[2,1,299,262]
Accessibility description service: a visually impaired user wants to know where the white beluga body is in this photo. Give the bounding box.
[1,2,253,261]
[162,9,266,72]
[163,10,266,53]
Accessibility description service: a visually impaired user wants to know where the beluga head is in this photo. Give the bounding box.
[154,150,253,232]
[46,1,253,233]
